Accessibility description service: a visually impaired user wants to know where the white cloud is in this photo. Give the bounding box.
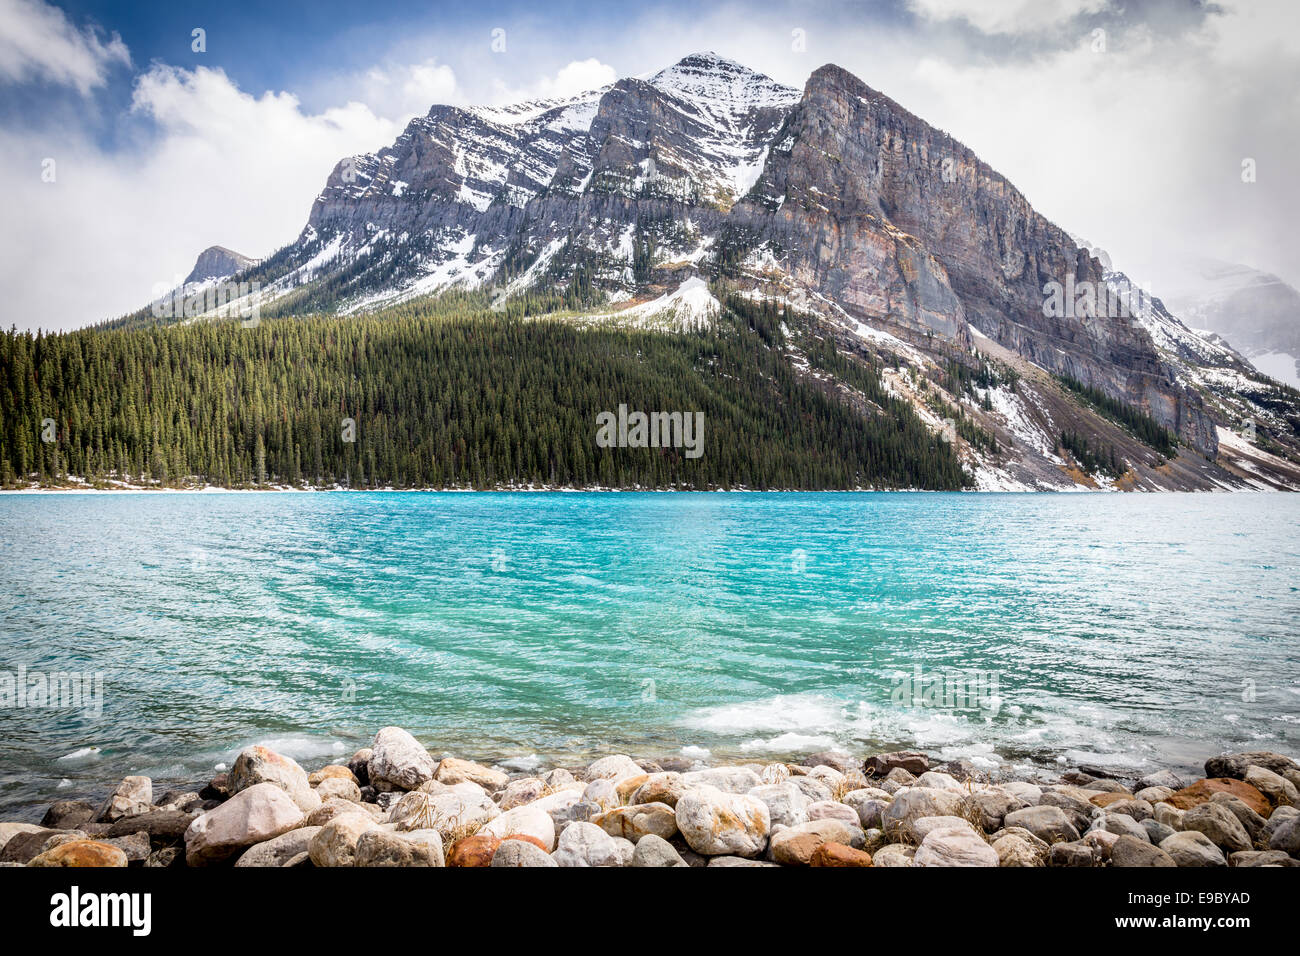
[0,65,406,330]
[907,0,1110,35]
[491,58,618,104]
[354,58,461,120]
[0,0,129,94]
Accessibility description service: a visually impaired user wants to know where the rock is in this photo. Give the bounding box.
[841,788,892,830]
[871,844,915,867]
[479,804,557,851]
[550,799,601,835]
[915,771,963,792]
[992,834,1043,867]
[491,839,559,867]
[1093,812,1150,843]
[434,756,509,791]
[579,754,645,784]
[1110,834,1176,867]
[630,772,685,808]
[880,787,966,842]
[1003,806,1081,845]
[354,826,445,866]
[1208,793,1267,840]
[1,829,64,864]
[229,745,320,813]
[1160,830,1227,867]
[1142,819,1176,845]
[388,788,499,835]
[614,774,651,803]
[675,785,770,857]
[804,765,846,791]
[1138,769,1185,791]
[802,751,855,773]
[810,842,873,866]
[1098,798,1153,822]
[770,819,865,865]
[447,834,501,867]
[185,783,305,865]
[965,787,1027,831]
[707,855,779,867]
[1204,751,1299,780]
[499,777,547,810]
[551,821,630,867]
[593,803,677,843]
[144,847,182,868]
[101,831,151,863]
[0,822,45,853]
[347,748,372,786]
[1085,779,1132,795]
[41,800,96,830]
[864,751,930,777]
[1153,802,1185,829]
[1244,765,1299,808]
[789,776,834,803]
[581,778,619,808]
[308,764,357,786]
[1231,849,1298,867]
[308,812,379,867]
[1167,778,1271,817]
[28,840,128,868]
[315,777,362,804]
[97,775,152,822]
[1037,790,1094,832]
[233,827,321,867]
[911,816,974,843]
[1182,803,1252,852]
[199,773,230,801]
[914,826,998,867]
[367,727,436,792]
[543,768,577,788]
[105,809,194,840]
[307,799,370,828]
[1135,786,1175,804]
[879,768,917,794]
[806,800,860,826]
[1268,817,1300,856]
[681,767,763,793]
[631,833,689,867]
[1048,841,1097,867]
[1264,805,1299,838]
[1001,781,1043,805]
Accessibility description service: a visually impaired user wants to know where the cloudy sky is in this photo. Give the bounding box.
[2,0,1297,331]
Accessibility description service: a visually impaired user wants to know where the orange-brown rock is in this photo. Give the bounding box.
[28,840,128,867]
[308,765,359,786]
[1090,792,1131,808]
[446,834,501,867]
[809,842,872,867]
[1165,779,1271,817]
[615,774,650,803]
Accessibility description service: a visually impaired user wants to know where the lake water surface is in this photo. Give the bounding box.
[1,491,1297,817]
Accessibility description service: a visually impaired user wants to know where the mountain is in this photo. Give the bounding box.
[87,53,1300,491]
[1162,259,1300,390]
[185,245,257,284]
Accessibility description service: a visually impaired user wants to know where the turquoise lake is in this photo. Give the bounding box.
[1,491,1298,817]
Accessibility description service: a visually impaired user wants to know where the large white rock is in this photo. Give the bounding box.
[367,727,436,792]
[747,782,810,828]
[98,776,152,822]
[308,812,379,867]
[593,803,678,843]
[228,746,320,813]
[676,785,770,857]
[551,821,630,867]
[682,767,763,794]
[185,782,304,865]
[234,826,322,867]
[1159,830,1227,867]
[581,754,645,784]
[388,789,499,835]
[880,787,966,842]
[479,804,557,851]
[354,826,445,866]
[914,826,999,867]
[491,839,559,867]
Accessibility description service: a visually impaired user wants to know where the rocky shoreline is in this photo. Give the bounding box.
[2,728,1298,867]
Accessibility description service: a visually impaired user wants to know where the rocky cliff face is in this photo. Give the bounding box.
[181,53,1269,465]
[185,245,256,284]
